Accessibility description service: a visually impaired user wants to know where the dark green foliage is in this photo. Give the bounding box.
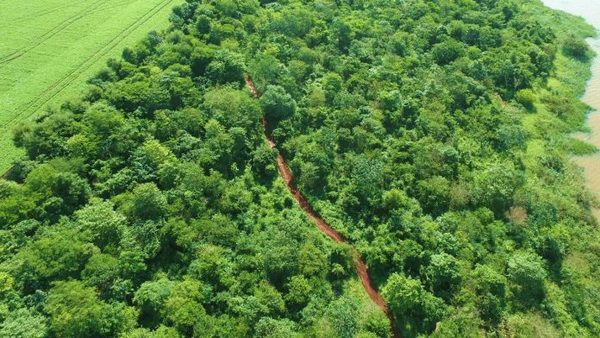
[432,40,465,65]
[260,85,296,122]
[1,0,600,337]
[424,253,461,299]
[507,252,547,308]
[382,274,447,336]
[255,317,298,338]
[563,34,590,59]
[45,280,136,337]
[471,265,507,325]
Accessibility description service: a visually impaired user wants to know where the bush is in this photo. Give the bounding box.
[507,252,547,308]
[515,89,536,110]
[260,85,296,121]
[432,40,465,65]
[563,35,589,59]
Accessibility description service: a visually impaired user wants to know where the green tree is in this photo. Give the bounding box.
[325,296,360,338]
[81,253,120,294]
[284,275,312,310]
[75,199,126,250]
[163,279,212,336]
[416,176,452,216]
[432,40,465,65]
[0,308,48,338]
[515,88,536,110]
[382,273,447,336]
[128,183,168,221]
[206,50,245,84]
[260,85,296,122]
[471,162,524,215]
[471,264,507,325]
[203,87,262,129]
[134,277,174,327]
[255,317,298,338]
[507,252,547,308]
[424,253,461,298]
[14,226,97,291]
[126,325,181,338]
[563,35,589,59]
[46,280,136,337]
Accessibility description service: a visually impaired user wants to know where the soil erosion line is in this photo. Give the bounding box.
[245,75,400,338]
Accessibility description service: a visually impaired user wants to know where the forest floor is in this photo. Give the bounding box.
[0,0,180,172]
[245,76,401,338]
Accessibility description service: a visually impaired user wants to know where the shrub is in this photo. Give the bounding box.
[563,35,589,59]
[515,89,536,110]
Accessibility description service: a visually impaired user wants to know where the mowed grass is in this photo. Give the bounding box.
[0,0,181,172]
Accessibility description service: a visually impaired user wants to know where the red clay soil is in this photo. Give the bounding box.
[245,76,401,338]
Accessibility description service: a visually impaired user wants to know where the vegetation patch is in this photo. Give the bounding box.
[0,0,600,337]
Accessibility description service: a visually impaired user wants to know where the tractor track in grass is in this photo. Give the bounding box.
[10,0,81,24]
[0,0,107,65]
[0,0,175,131]
[0,0,133,65]
[245,75,401,338]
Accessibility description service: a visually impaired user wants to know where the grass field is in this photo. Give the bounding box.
[0,0,180,172]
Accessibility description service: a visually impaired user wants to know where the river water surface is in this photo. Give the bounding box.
[542,0,600,216]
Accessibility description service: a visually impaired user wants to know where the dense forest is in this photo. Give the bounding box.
[1,0,600,337]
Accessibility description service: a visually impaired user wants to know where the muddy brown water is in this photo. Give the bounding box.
[543,0,600,218]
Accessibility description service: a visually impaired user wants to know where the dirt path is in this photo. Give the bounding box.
[245,76,400,338]
[1,167,11,180]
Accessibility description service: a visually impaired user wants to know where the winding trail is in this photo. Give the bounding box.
[245,76,400,338]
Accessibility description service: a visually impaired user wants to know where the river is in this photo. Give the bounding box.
[542,0,600,217]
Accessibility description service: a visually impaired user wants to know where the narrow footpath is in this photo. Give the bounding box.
[245,76,400,338]
[1,168,11,179]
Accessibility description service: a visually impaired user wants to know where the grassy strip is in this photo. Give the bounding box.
[0,0,180,172]
[521,1,597,161]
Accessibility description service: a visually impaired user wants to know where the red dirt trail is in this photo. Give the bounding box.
[245,76,400,338]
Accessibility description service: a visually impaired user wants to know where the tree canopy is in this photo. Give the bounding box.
[1,0,599,337]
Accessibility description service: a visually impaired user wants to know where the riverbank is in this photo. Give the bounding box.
[523,1,600,218]
[542,0,600,217]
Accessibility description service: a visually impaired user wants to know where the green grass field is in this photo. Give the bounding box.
[0,0,180,172]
